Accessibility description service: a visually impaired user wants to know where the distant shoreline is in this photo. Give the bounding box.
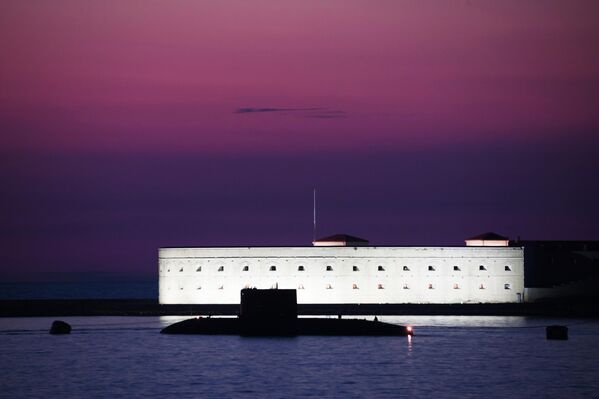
[1,299,597,317]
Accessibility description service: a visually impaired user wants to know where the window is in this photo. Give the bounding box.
[403,266,410,271]
[479,265,487,271]
[196,266,202,272]
[326,265,333,271]
[453,283,460,289]
[504,283,511,290]
[353,266,359,272]
[428,283,434,289]
[352,283,359,290]
[325,283,333,289]
[269,265,277,271]
[298,265,305,271]
[505,266,512,271]
[403,283,409,290]
[453,266,460,271]
[242,266,249,271]
[378,265,385,271]
[377,283,384,289]
[428,266,435,271]
[218,266,224,272]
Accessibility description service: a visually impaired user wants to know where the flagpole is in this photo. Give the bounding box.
[313,188,316,244]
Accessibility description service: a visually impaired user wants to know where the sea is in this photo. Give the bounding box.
[1,282,599,398]
[0,281,157,300]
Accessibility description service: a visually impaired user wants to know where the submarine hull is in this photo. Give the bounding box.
[160,317,411,336]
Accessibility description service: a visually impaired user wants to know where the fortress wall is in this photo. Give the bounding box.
[158,246,524,305]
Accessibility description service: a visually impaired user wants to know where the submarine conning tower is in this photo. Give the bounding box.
[240,289,297,321]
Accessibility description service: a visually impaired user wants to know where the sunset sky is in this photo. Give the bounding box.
[1,1,598,278]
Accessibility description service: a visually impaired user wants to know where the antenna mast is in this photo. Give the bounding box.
[313,188,317,244]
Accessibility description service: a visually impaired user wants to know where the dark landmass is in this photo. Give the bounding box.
[1,299,598,317]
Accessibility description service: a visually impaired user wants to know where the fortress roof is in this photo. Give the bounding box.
[465,232,509,247]
[313,234,369,246]
[466,232,508,241]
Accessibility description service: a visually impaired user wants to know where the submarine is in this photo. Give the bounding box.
[161,289,413,336]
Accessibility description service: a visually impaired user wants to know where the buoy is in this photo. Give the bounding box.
[546,325,568,340]
[49,320,71,335]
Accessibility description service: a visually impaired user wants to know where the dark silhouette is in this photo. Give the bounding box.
[161,289,413,336]
[49,320,71,334]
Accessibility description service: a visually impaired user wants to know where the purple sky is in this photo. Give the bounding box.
[1,1,599,279]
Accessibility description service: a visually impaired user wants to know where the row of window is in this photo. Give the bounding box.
[184,283,513,290]
[168,265,513,273]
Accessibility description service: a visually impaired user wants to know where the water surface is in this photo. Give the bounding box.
[1,316,597,398]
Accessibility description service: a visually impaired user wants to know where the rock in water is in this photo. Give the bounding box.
[546,325,568,340]
[49,320,71,335]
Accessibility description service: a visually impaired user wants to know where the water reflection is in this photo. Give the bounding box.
[159,315,193,326]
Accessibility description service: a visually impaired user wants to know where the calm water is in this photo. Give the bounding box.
[0,281,156,300]
[1,315,598,398]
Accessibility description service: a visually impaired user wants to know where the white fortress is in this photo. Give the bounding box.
[159,234,525,305]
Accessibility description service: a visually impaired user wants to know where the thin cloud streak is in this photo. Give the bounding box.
[235,107,323,114]
[235,107,347,119]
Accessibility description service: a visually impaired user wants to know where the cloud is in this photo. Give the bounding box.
[235,107,321,114]
[235,107,346,118]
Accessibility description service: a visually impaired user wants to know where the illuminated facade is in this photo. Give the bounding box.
[159,234,525,305]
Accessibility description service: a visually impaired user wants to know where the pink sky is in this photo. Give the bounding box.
[2,0,598,153]
[1,1,599,277]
